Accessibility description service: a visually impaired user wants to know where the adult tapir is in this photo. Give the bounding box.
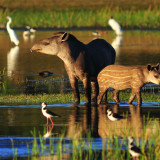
[30,32,116,104]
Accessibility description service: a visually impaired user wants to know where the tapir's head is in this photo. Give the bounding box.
[30,32,70,55]
[146,63,160,85]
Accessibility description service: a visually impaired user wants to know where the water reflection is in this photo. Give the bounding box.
[66,104,99,138]
[0,103,160,159]
[23,32,36,43]
[0,103,159,138]
[111,35,123,58]
[66,103,159,139]
[43,125,54,138]
[129,105,142,138]
[7,46,19,77]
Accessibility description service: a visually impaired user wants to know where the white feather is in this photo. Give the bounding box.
[108,17,123,36]
[6,16,19,46]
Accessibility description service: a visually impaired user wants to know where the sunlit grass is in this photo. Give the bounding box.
[0,90,159,105]
[1,8,160,29]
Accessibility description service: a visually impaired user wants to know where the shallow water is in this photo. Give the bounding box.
[0,30,160,159]
[0,30,160,94]
[0,102,160,159]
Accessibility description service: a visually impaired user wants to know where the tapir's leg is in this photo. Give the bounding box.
[128,88,139,104]
[97,87,108,104]
[65,65,80,104]
[91,81,99,103]
[128,90,136,104]
[70,76,80,104]
[135,89,142,105]
[83,77,91,104]
[128,88,142,105]
[113,89,120,104]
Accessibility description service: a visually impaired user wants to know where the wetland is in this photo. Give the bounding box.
[0,30,160,159]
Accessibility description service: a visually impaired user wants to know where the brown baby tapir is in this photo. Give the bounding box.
[97,64,160,105]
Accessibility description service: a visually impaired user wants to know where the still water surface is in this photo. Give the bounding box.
[0,30,160,94]
[0,30,160,159]
[0,102,160,159]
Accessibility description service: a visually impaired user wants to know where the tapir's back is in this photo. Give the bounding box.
[86,39,116,76]
[98,65,141,90]
[98,65,139,77]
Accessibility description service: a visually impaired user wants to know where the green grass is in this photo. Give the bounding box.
[0,7,160,29]
[11,116,160,159]
[0,90,159,105]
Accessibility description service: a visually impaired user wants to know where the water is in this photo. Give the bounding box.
[0,30,160,159]
[0,102,160,159]
[0,30,160,94]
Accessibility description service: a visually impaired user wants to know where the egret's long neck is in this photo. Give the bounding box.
[6,18,12,31]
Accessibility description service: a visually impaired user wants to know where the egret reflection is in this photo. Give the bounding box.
[7,46,19,77]
[111,35,123,58]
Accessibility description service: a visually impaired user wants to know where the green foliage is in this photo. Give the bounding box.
[1,8,160,29]
[11,118,160,159]
[0,90,159,105]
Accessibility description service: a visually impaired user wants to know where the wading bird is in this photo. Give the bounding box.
[108,16,123,36]
[6,16,19,46]
[128,136,142,158]
[107,109,123,121]
[23,26,36,37]
[41,102,60,128]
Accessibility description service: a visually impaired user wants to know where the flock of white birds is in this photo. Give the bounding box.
[6,16,122,46]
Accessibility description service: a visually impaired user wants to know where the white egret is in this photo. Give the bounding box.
[6,16,19,46]
[108,16,123,36]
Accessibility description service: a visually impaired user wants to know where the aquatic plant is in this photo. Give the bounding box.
[9,117,160,159]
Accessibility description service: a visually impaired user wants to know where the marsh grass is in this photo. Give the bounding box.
[10,115,160,159]
[1,7,160,29]
[0,89,159,105]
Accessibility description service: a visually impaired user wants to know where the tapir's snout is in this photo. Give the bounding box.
[30,45,42,53]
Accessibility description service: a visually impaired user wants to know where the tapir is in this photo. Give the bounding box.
[97,64,160,105]
[30,32,116,104]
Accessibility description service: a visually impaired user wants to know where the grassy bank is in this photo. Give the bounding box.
[0,8,160,29]
[0,91,159,105]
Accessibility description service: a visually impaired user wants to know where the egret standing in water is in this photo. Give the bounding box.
[23,26,36,36]
[6,16,19,46]
[108,16,123,36]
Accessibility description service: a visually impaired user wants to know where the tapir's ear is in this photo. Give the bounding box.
[156,63,159,71]
[147,64,152,71]
[61,32,69,42]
